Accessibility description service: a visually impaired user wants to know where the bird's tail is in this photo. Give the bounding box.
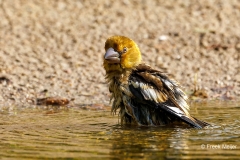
[192,117,210,128]
[159,103,210,129]
[180,115,210,129]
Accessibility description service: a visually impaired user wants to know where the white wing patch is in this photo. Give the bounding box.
[168,106,185,116]
[161,78,190,112]
[130,80,167,103]
[130,77,190,116]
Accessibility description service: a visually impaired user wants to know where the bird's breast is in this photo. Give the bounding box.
[109,76,133,106]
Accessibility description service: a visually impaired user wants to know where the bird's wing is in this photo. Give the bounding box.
[128,64,208,128]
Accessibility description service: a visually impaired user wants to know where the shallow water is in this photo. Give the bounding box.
[0,101,239,159]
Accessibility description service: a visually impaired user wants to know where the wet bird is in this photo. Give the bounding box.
[103,35,209,128]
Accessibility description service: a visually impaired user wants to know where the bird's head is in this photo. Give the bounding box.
[103,36,142,73]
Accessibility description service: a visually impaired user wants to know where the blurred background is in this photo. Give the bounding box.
[0,0,239,108]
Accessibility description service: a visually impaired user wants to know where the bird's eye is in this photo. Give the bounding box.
[122,47,128,53]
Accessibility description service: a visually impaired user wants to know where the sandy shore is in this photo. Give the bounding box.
[0,0,239,109]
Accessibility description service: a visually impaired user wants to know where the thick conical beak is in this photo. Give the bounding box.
[104,48,120,63]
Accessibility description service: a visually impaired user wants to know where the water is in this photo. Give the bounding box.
[0,101,239,159]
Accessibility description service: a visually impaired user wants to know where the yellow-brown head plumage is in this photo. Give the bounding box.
[103,36,142,73]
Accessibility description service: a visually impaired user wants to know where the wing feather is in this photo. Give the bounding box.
[127,64,208,128]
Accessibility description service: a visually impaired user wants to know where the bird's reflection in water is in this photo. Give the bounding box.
[109,124,191,159]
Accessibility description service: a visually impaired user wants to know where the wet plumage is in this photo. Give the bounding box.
[103,35,209,128]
